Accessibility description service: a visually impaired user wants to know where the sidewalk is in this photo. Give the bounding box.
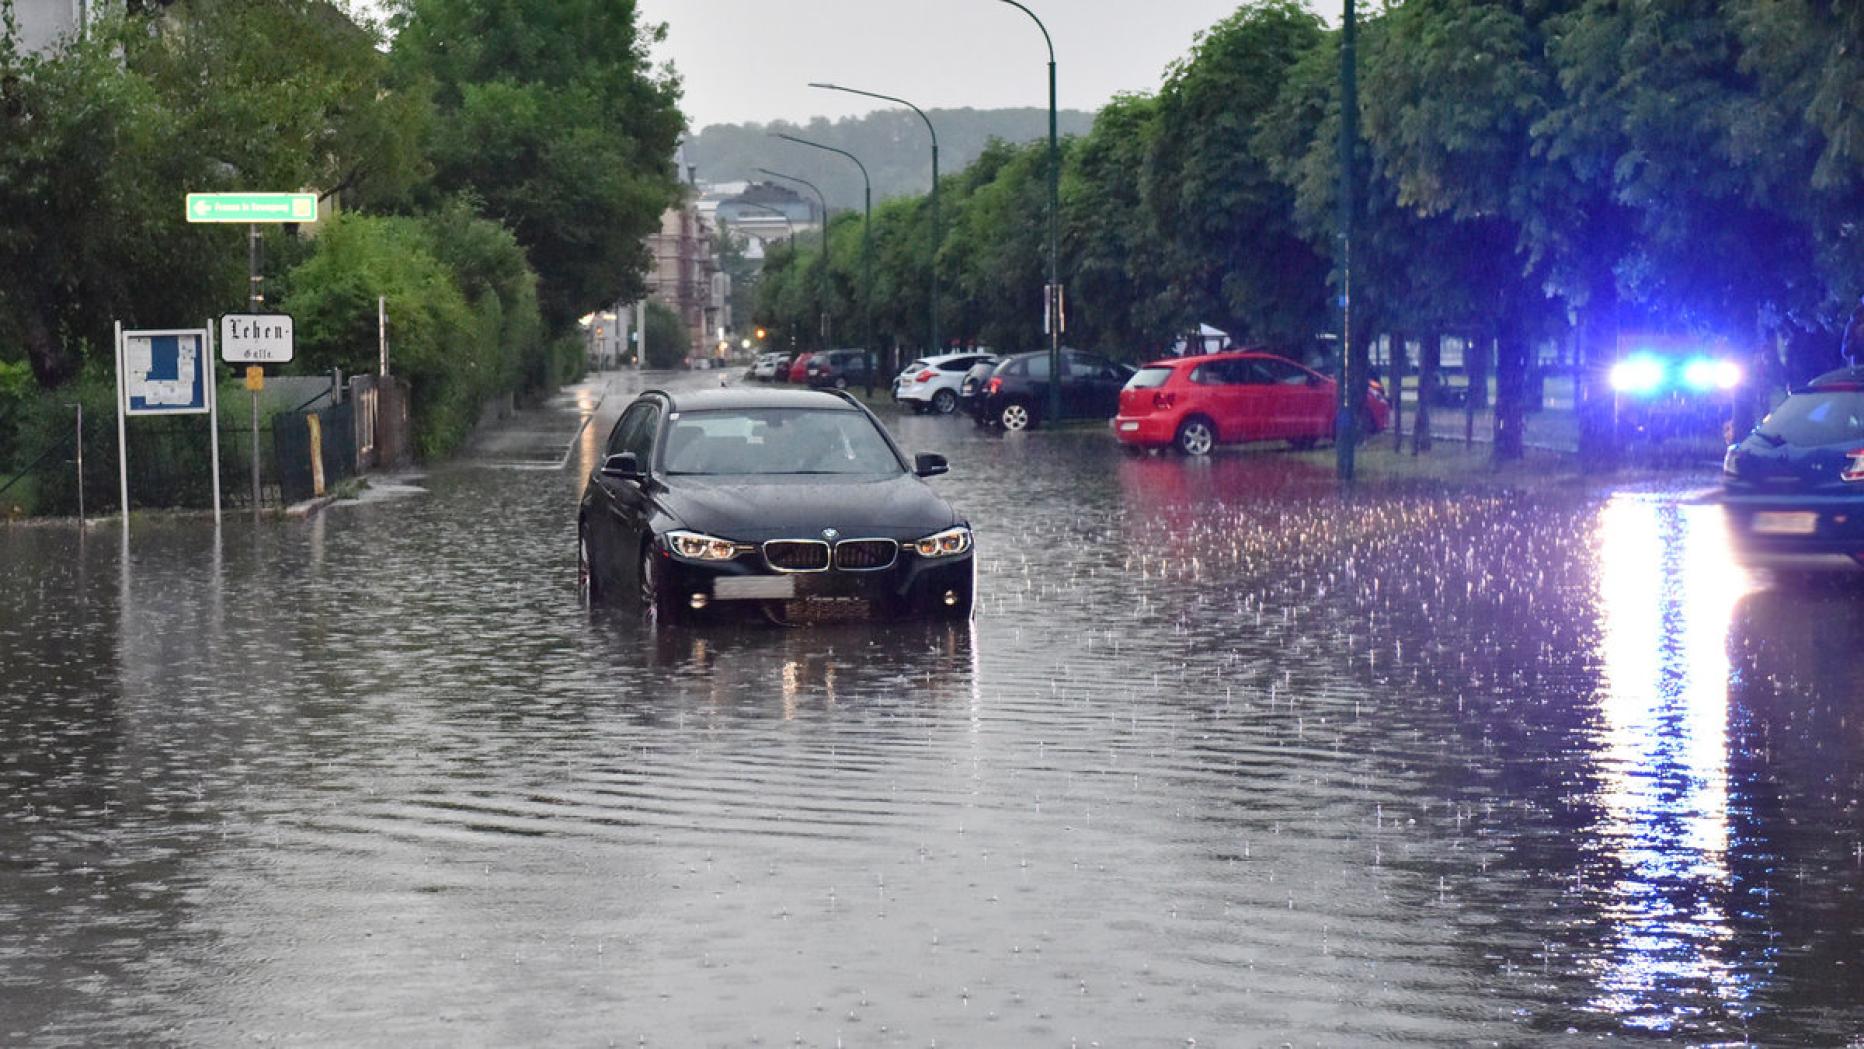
[1389,395,1726,466]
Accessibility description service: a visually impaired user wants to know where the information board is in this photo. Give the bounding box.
[122,330,210,415]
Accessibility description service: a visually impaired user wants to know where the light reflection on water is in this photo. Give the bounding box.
[1591,495,1755,1029]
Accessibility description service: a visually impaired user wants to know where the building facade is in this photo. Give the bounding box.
[11,0,98,55]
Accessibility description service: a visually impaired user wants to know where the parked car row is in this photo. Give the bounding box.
[748,350,878,389]
[889,347,1389,457]
[892,352,998,414]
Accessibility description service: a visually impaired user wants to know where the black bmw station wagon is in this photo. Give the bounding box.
[578,387,975,623]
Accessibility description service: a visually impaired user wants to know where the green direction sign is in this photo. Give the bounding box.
[185,192,318,224]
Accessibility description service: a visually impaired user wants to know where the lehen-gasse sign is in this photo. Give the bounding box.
[220,313,295,364]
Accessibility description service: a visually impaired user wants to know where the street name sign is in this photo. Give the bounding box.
[220,313,295,363]
[121,329,209,415]
[186,192,318,224]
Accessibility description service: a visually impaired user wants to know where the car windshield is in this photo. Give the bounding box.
[661,408,903,475]
[1126,366,1174,389]
[1755,390,1864,446]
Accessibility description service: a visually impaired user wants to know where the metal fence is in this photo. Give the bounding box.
[3,373,412,518]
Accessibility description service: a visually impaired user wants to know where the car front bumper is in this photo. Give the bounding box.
[654,547,976,621]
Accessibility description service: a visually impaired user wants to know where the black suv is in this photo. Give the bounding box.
[973,350,1135,430]
[805,348,876,390]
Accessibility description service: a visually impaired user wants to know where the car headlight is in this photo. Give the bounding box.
[666,530,743,561]
[912,526,973,558]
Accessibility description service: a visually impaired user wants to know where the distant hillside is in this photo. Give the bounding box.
[686,107,1096,211]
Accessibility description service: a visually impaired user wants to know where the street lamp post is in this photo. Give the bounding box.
[756,167,832,350]
[810,82,939,359]
[726,200,796,353]
[771,132,874,392]
[1335,0,1361,481]
[997,0,1062,421]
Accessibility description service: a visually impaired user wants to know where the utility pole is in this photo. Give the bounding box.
[810,83,939,357]
[771,133,874,390]
[756,168,831,351]
[998,1,1062,421]
[1335,0,1362,481]
[250,225,263,514]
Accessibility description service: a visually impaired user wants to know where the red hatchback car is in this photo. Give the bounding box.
[1113,351,1389,455]
[784,352,815,384]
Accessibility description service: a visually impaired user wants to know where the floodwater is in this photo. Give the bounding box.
[3,369,1860,1047]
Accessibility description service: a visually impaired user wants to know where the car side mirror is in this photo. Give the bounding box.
[914,452,949,478]
[601,452,644,482]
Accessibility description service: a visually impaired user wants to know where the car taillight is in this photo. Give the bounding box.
[1843,448,1864,482]
[987,377,1002,395]
[1152,392,1175,410]
[916,369,937,382]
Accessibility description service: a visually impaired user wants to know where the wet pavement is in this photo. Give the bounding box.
[2,368,1861,1047]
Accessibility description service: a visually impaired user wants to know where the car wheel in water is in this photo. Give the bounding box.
[1175,417,1215,456]
[579,524,602,605]
[640,544,678,624]
[999,402,1032,431]
[932,388,958,414]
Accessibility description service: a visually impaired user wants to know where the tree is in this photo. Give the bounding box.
[390,0,686,333]
[1063,94,1176,359]
[1146,1,1331,352]
[642,301,687,368]
[1360,0,1570,461]
[0,0,425,389]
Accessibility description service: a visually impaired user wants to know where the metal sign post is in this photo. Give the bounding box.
[186,191,321,518]
[114,322,128,527]
[205,320,222,523]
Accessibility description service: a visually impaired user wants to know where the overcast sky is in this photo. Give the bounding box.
[637,0,1320,130]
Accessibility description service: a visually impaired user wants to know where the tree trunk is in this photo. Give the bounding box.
[1390,331,1407,451]
[1493,326,1527,462]
[23,304,76,390]
[1575,279,1618,470]
[1467,333,1491,408]
[1415,332,1438,454]
[1463,335,1483,444]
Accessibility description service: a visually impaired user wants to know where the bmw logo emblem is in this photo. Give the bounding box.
[822,527,840,540]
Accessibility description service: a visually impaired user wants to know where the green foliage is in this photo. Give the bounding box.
[1147,1,1331,350]
[390,0,686,331]
[280,212,491,458]
[642,302,688,368]
[0,1,427,389]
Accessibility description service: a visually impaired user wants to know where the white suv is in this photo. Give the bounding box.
[895,352,997,414]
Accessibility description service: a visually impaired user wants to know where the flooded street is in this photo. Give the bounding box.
[4,369,1862,1047]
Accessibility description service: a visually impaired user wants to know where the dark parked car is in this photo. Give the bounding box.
[1724,366,1864,571]
[805,348,876,390]
[973,349,1136,430]
[578,387,975,623]
[956,356,1000,415]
